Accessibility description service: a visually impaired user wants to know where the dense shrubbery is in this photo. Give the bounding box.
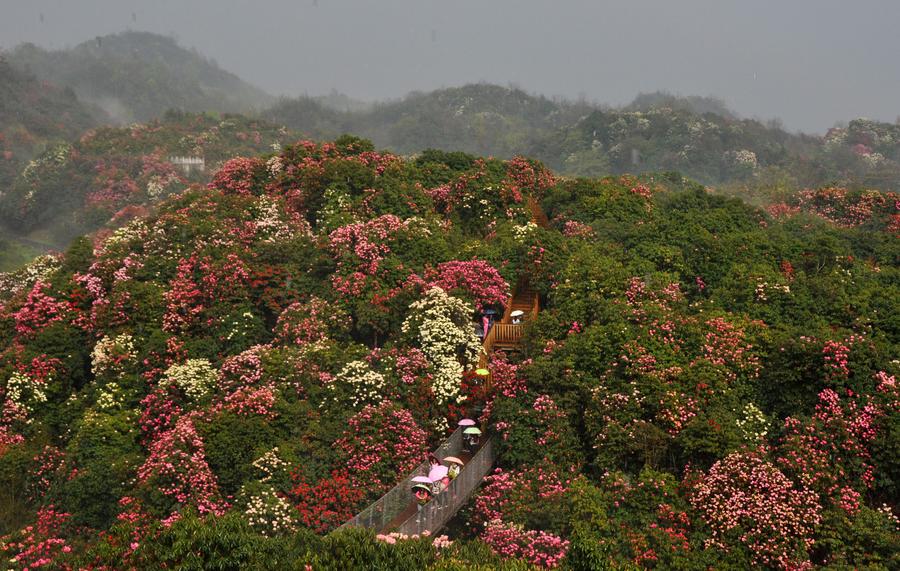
[0,137,896,568]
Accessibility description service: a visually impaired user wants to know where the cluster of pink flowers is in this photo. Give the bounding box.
[424,259,509,311]
[274,297,346,347]
[778,388,881,509]
[114,496,155,555]
[422,160,489,213]
[630,183,653,200]
[481,519,570,568]
[790,187,899,229]
[624,277,683,314]
[766,202,802,219]
[86,162,140,208]
[334,401,428,492]
[326,216,424,298]
[503,156,556,203]
[489,356,527,400]
[821,337,860,381]
[561,219,594,238]
[223,384,278,419]
[2,507,73,569]
[218,346,265,392]
[12,280,72,337]
[162,256,207,333]
[138,384,183,442]
[162,254,250,333]
[657,391,699,435]
[28,445,66,502]
[697,317,760,380]
[474,466,570,526]
[136,416,228,516]
[875,370,899,412]
[328,215,409,275]
[384,347,432,385]
[208,157,264,195]
[690,450,822,570]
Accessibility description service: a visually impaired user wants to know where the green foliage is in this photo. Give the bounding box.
[197,412,278,497]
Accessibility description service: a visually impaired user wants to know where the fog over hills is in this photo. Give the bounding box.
[3,0,900,133]
[7,32,273,123]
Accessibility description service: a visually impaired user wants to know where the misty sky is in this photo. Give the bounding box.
[2,0,899,133]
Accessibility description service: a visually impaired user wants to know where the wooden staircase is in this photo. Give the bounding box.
[478,197,549,369]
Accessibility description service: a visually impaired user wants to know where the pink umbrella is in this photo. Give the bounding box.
[428,465,449,481]
[458,419,476,427]
[443,456,464,466]
[412,476,432,484]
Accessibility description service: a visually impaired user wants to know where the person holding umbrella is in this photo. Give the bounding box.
[429,463,449,493]
[412,481,432,503]
[463,426,482,450]
[411,480,432,523]
[444,456,464,480]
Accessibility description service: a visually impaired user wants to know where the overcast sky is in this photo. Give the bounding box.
[2,0,899,133]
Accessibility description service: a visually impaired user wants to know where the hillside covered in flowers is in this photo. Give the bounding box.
[0,137,897,569]
[0,111,292,251]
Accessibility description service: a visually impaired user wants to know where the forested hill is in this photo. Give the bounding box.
[0,112,293,250]
[0,57,100,189]
[0,58,103,270]
[262,83,594,159]
[7,32,274,123]
[0,138,896,568]
[264,84,900,192]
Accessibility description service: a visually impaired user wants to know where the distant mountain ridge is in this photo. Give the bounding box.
[263,84,900,192]
[7,31,274,123]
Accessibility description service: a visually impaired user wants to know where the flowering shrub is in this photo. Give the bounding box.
[0,254,61,300]
[1,507,73,570]
[492,393,582,469]
[401,287,480,404]
[424,259,509,311]
[735,402,769,444]
[239,483,297,536]
[91,333,137,379]
[334,401,428,492]
[208,156,266,195]
[326,360,389,410]
[274,297,348,347]
[481,519,570,569]
[290,470,365,534]
[163,359,218,401]
[136,416,227,516]
[690,450,822,569]
[503,156,556,202]
[12,280,72,337]
[778,388,881,510]
[252,447,290,485]
[473,466,572,529]
[4,370,48,417]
